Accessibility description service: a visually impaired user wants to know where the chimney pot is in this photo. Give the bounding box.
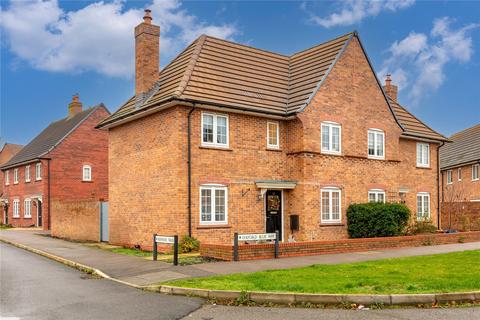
[143,9,152,24]
[68,94,83,117]
[383,74,398,102]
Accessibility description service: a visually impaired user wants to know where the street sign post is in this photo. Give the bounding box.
[153,234,179,265]
[233,231,279,261]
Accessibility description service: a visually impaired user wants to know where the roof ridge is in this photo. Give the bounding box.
[175,34,207,97]
[391,100,447,140]
[203,34,289,58]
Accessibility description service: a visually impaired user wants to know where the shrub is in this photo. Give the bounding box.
[179,235,200,253]
[347,203,410,238]
[406,221,437,235]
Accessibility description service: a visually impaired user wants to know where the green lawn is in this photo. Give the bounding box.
[166,250,480,294]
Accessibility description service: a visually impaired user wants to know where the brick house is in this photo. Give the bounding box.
[1,95,109,240]
[97,11,448,248]
[440,124,480,202]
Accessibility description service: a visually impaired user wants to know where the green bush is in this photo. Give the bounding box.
[406,221,437,235]
[179,235,200,253]
[347,203,410,238]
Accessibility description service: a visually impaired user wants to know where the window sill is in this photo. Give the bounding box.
[266,147,282,152]
[36,179,42,181]
[472,179,479,182]
[367,156,385,161]
[321,151,342,156]
[197,224,231,229]
[416,165,431,169]
[82,180,93,183]
[320,223,344,227]
[199,145,233,152]
[25,180,31,183]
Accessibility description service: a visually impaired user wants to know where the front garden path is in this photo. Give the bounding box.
[1,229,480,286]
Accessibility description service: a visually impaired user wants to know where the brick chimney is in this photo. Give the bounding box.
[68,94,83,117]
[135,9,160,95]
[383,74,398,102]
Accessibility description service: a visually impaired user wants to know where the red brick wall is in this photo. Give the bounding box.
[107,37,442,248]
[441,164,480,202]
[51,199,101,241]
[201,231,480,261]
[441,201,480,231]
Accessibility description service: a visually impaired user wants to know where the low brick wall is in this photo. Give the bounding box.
[200,231,480,261]
[50,200,100,242]
[441,202,480,231]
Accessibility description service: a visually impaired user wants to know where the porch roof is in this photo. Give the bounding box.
[255,180,298,189]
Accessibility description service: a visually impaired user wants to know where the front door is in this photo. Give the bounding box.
[265,190,282,241]
[4,204,8,225]
[37,201,42,227]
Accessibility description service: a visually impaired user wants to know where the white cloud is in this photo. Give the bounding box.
[380,17,478,104]
[0,0,237,77]
[307,0,415,28]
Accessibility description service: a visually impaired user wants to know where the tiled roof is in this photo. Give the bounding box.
[0,143,23,165]
[389,99,448,142]
[98,32,353,128]
[440,124,480,169]
[1,105,106,169]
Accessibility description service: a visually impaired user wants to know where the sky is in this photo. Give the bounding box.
[1,0,479,146]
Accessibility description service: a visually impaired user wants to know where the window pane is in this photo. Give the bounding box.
[369,193,376,202]
[201,189,211,222]
[202,115,214,143]
[215,189,226,222]
[423,145,429,164]
[268,123,278,146]
[376,133,384,156]
[417,196,422,219]
[216,116,227,144]
[423,196,429,217]
[368,132,375,155]
[332,127,340,152]
[331,191,340,220]
[417,144,422,164]
[378,193,385,203]
[321,125,330,150]
[321,191,330,220]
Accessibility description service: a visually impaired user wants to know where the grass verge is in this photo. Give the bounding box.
[166,250,480,294]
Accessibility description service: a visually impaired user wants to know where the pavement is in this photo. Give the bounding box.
[1,229,480,287]
[0,243,203,320]
[3,242,479,320]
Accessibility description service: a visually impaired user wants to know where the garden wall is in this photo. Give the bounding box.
[200,231,480,261]
[50,200,100,242]
[441,202,480,231]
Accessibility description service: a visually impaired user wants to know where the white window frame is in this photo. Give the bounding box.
[472,164,479,181]
[5,170,9,185]
[266,121,280,149]
[416,143,430,168]
[367,129,385,159]
[368,189,386,203]
[13,199,20,218]
[320,187,342,224]
[35,163,42,181]
[82,165,92,181]
[199,185,228,225]
[24,199,31,218]
[201,112,229,148]
[25,165,31,182]
[417,192,430,221]
[13,168,19,184]
[321,122,342,155]
[457,168,462,181]
[446,170,452,184]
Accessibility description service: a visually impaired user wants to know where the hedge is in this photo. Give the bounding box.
[347,203,411,238]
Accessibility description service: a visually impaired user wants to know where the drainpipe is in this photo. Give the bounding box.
[437,142,445,230]
[47,158,51,230]
[187,105,195,237]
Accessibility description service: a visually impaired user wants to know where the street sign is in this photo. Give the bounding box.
[237,233,276,241]
[155,235,175,244]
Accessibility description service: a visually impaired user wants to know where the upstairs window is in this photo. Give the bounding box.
[368,129,384,159]
[321,188,341,223]
[447,170,452,184]
[13,199,19,218]
[321,122,341,155]
[416,143,430,167]
[267,121,279,149]
[36,163,42,180]
[5,170,9,185]
[458,168,462,181]
[13,168,19,184]
[25,165,31,182]
[368,189,386,203]
[417,193,430,221]
[82,165,92,181]
[24,199,31,218]
[473,164,479,181]
[201,113,228,147]
[200,185,228,224]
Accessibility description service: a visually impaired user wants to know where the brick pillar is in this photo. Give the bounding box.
[135,9,160,95]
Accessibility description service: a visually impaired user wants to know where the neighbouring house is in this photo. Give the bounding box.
[1,95,110,241]
[97,10,448,249]
[440,124,480,231]
[0,143,23,223]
